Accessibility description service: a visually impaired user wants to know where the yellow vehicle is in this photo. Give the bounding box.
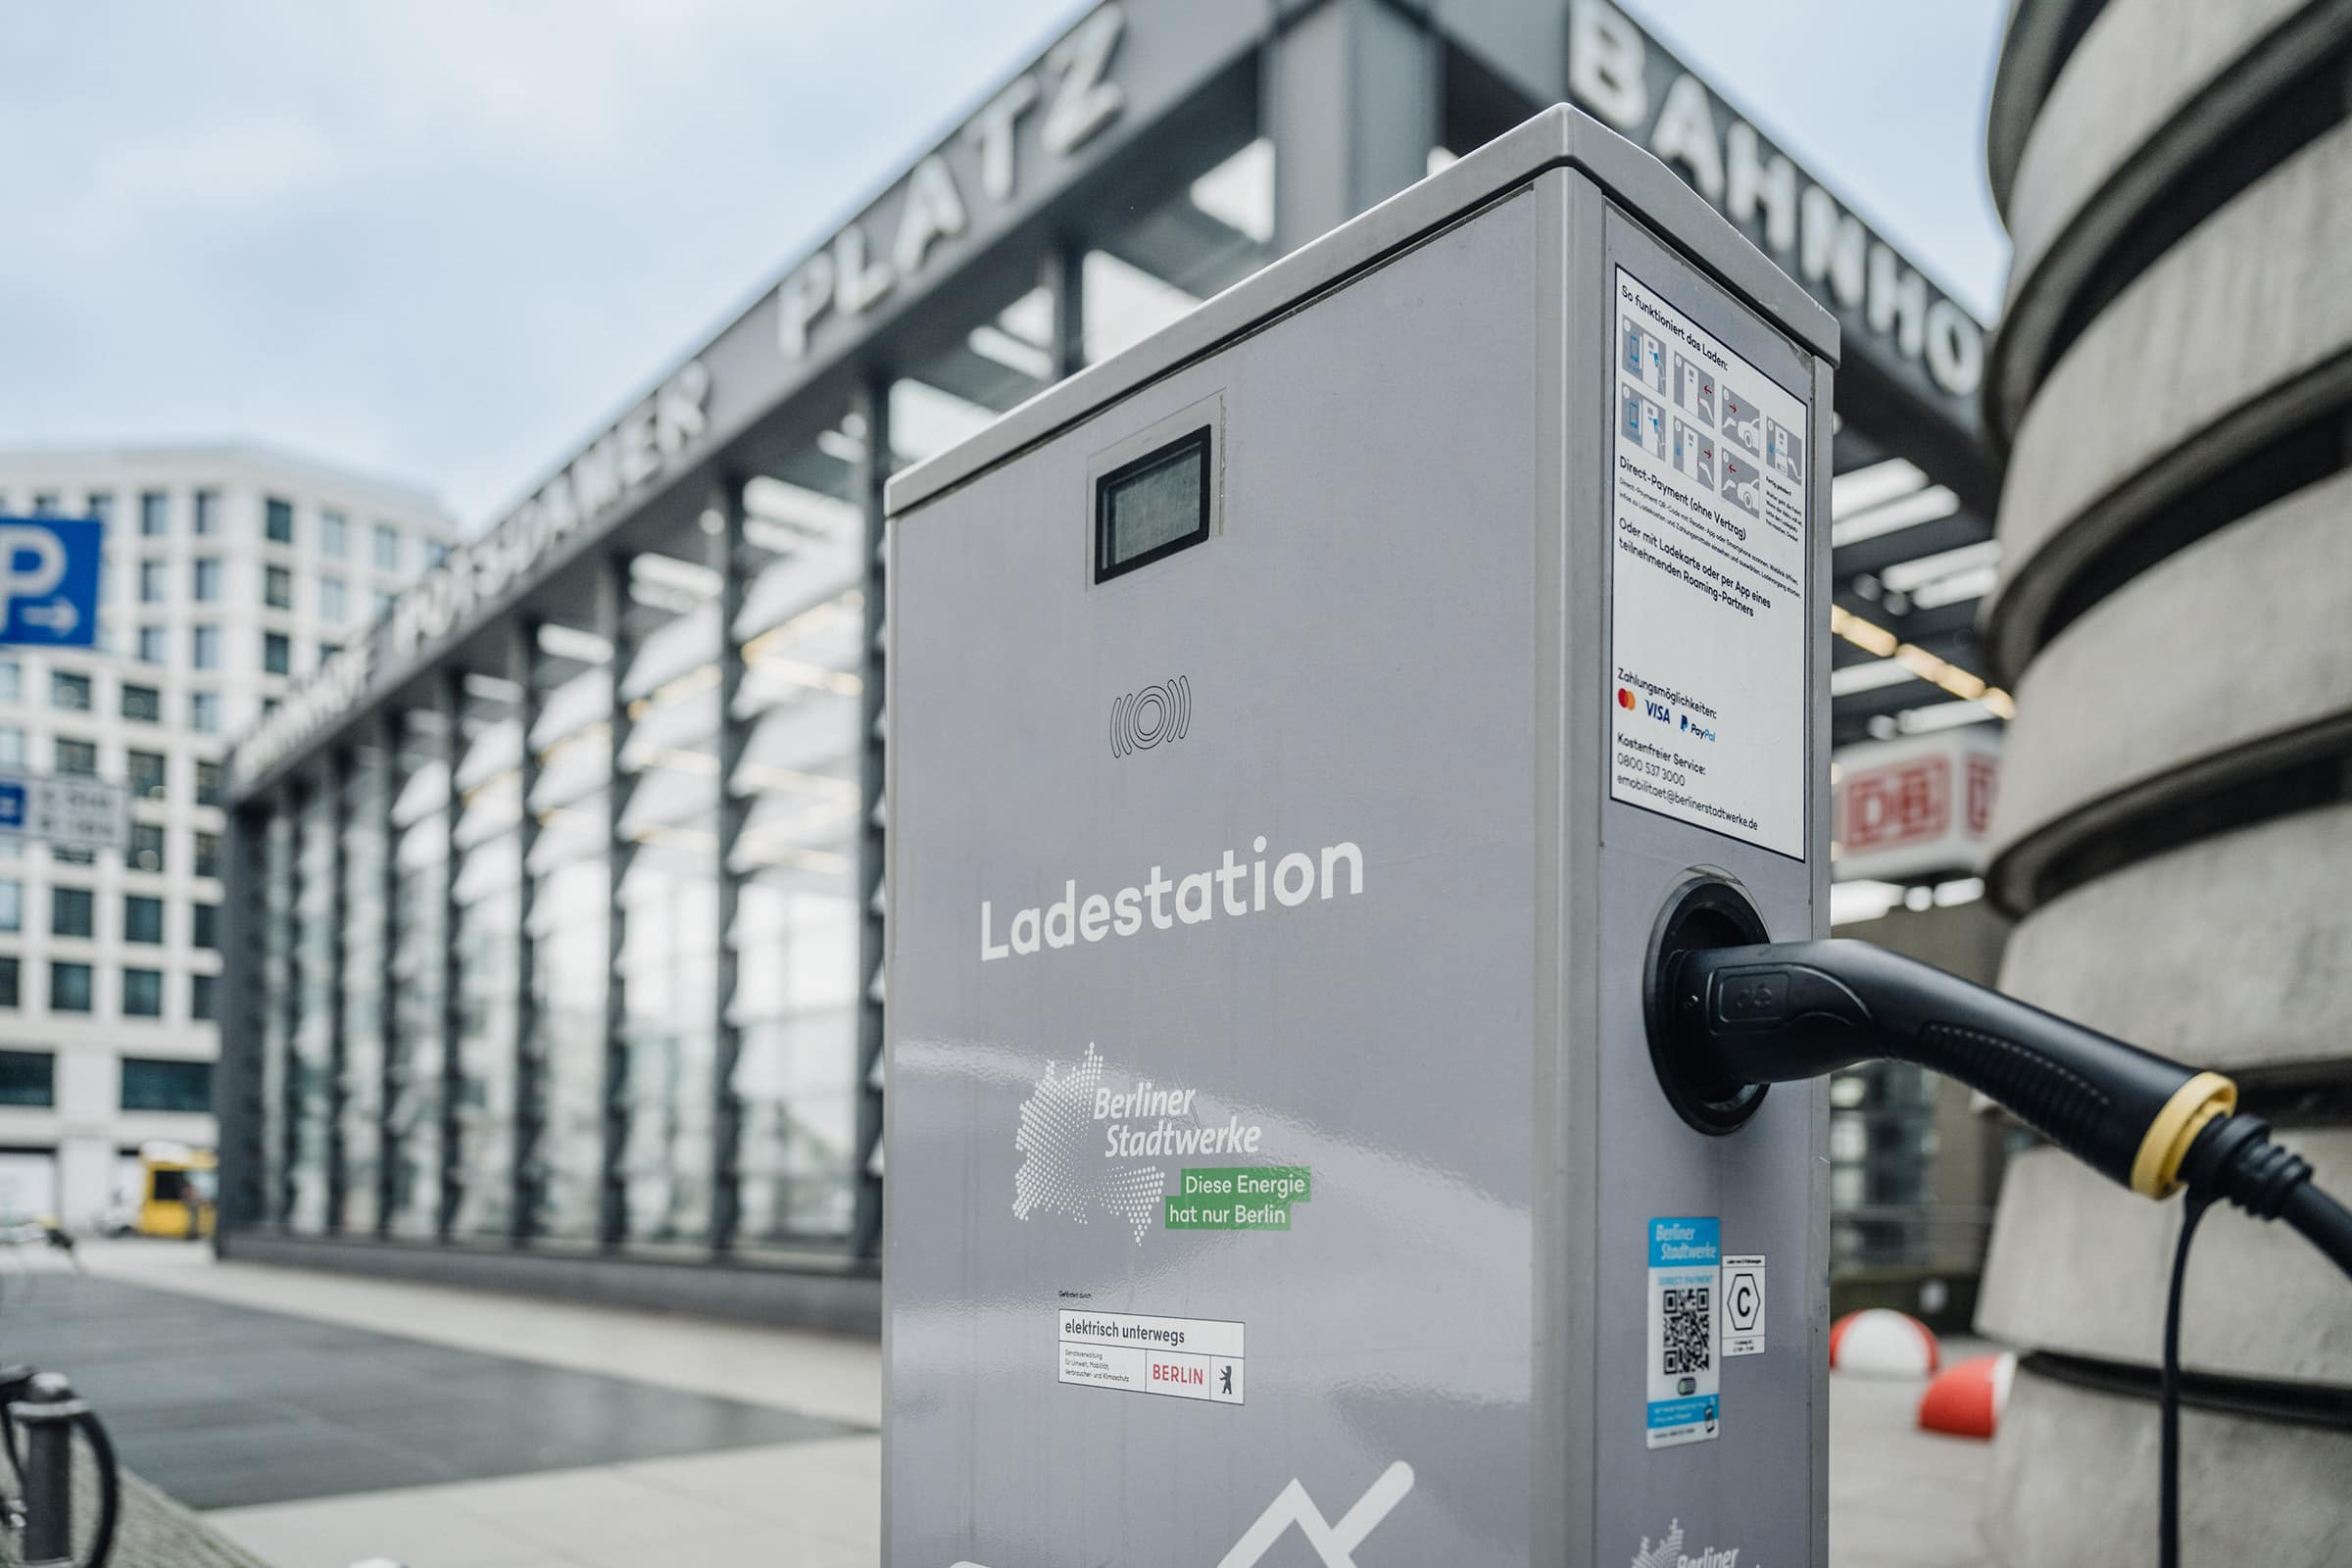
[125,1145,216,1240]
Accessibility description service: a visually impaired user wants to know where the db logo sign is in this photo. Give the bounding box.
[1839,757,1949,851]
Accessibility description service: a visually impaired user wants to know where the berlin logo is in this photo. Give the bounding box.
[1110,675,1191,758]
[1011,1044,1265,1244]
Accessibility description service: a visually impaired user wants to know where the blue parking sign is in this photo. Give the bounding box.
[0,783,22,830]
[0,516,102,647]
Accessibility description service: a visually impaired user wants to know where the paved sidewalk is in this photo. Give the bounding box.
[62,1243,882,1568]
[1829,1353,1998,1568]
[55,1242,1993,1568]
[110,1469,276,1568]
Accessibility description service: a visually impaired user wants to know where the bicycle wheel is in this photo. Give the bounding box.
[0,1400,120,1568]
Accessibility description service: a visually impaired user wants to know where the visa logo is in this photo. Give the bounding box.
[1643,700,1672,722]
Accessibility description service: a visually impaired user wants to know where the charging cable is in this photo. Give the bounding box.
[1645,918,2352,1567]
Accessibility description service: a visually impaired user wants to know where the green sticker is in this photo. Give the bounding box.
[1163,1167,1312,1229]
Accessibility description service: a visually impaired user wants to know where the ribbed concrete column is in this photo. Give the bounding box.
[1977,4,2352,1560]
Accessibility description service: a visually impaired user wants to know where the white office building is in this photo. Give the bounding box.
[0,447,456,1228]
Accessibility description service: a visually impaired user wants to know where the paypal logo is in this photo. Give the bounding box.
[1679,713,1719,743]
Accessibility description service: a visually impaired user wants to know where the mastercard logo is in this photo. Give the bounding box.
[1617,687,1636,710]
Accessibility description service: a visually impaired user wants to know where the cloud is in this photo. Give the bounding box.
[98,117,340,222]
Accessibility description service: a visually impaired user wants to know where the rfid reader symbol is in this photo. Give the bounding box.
[1110,676,1192,759]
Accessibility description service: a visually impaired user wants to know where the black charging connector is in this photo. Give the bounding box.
[1651,928,2233,1198]
[1641,876,2352,1568]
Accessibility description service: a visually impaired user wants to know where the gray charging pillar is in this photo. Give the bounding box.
[886,106,1838,1568]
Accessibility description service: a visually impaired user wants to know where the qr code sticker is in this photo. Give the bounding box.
[1660,1285,1712,1375]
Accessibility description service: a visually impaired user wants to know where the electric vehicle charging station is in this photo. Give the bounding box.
[885,107,1838,1566]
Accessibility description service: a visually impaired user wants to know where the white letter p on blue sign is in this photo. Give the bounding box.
[0,517,102,648]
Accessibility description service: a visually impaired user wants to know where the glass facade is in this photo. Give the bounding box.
[729,467,866,1245]
[226,510,889,1260]
[524,627,611,1242]
[336,742,388,1235]
[385,709,449,1238]
[287,787,336,1233]
[449,677,522,1238]
[614,549,723,1245]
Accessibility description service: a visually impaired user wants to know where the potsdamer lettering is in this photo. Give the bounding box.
[980,835,1364,961]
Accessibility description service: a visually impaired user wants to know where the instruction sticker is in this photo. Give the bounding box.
[1645,1217,1721,1448]
[1609,269,1810,859]
[1058,1309,1245,1405]
[1722,1253,1766,1357]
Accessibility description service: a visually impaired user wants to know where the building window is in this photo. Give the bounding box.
[122,967,164,1017]
[128,750,167,799]
[136,625,167,663]
[192,558,222,602]
[195,760,221,807]
[188,692,220,734]
[191,903,219,949]
[265,564,294,611]
[53,738,96,777]
[319,576,347,623]
[123,895,164,944]
[372,523,401,571]
[0,729,20,768]
[0,880,19,932]
[0,958,16,1008]
[193,490,220,534]
[372,589,397,619]
[50,672,90,712]
[121,1056,211,1112]
[49,962,91,1013]
[0,1052,53,1106]
[121,683,161,723]
[320,510,348,558]
[86,493,114,526]
[189,972,217,1020]
[139,561,168,605]
[140,491,170,536]
[191,625,220,669]
[129,822,165,873]
[29,494,57,517]
[0,658,18,702]
[52,846,93,866]
[265,497,295,544]
[318,641,341,665]
[49,886,93,939]
[193,831,220,879]
[264,632,291,675]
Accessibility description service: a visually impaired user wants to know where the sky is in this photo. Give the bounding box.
[0,1,2010,531]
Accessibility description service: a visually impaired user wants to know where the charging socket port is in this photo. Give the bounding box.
[1644,874,1772,1135]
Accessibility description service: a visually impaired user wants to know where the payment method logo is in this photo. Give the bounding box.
[1617,682,1673,723]
[1680,713,1718,743]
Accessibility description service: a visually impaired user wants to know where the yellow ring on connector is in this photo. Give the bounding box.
[2131,1071,2237,1199]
